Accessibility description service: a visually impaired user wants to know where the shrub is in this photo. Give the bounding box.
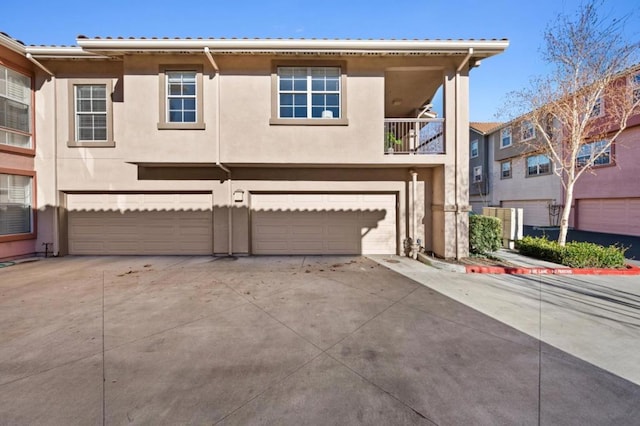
[516,236,627,268]
[469,214,502,255]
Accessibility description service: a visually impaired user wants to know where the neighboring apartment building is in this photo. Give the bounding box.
[0,34,37,260]
[480,65,640,236]
[468,122,500,213]
[1,35,509,260]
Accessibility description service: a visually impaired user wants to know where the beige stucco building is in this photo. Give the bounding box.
[2,36,508,260]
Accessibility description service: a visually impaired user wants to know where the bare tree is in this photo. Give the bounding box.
[506,1,640,245]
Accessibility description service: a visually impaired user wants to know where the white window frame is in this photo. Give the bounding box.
[526,154,551,177]
[521,120,535,141]
[473,165,483,182]
[470,139,479,158]
[500,127,512,148]
[577,140,611,168]
[590,97,604,119]
[277,66,341,119]
[74,85,108,142]
[501,160,512,179]
[631,72,640,105]
[166,71,197,124]
[0,65,32,150]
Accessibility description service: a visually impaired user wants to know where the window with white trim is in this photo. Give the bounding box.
[473,166,483,182]
[590,98,603,118]
[166,71,197,123]
[470,139,479,158]
[0,65,31,149]
[521,120,535,141]
[631,72,640,104]
[75,85,107,141]
[501,160,512,179]
[0,173,32,235]
[277,66,341,119]
[577,140,611,167]
[500,127,512,148]
[526,154,551,177]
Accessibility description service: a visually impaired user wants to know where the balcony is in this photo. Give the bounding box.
[384,118,445,155]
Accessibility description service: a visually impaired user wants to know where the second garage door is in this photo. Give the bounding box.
[577,198,640,236]
[251,193,397,255]
[67,193,213,255]
[501,200,552,227]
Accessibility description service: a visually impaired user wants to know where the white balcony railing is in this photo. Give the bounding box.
[384,118,445,154]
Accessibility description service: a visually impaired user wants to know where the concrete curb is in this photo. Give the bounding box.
[466,264,640,275]
[417,252,640,275]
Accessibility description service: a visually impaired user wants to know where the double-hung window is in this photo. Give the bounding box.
[631,72,640,104]
[276,66,344,122]
[0,173,33,236]
[590,98,603,118]
[501,160,512,179]
[521,120,535,141]
[526,154,551,177]
[500,127,512,148]
[0,65,31,149]
[470,140,479,158]
[75,85,107,141]
[577,140,611,167]
[69,79,114,147]
[158,65,204,130]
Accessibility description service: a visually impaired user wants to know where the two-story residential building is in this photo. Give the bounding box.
[0,34,37,260]
[6,36,509,260]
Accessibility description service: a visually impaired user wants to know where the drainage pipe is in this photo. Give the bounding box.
[206,48,233,256]
[26,53,54,77]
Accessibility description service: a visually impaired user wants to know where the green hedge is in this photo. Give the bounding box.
[516,236,627,268]
[469,215,502,255]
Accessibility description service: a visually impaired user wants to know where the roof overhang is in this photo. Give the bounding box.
[75,37,509,59]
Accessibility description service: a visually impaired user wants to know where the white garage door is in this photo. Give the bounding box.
[68,193,213,255]
[578,198,640,236]
[252,193,396,255]
[501,200,552,227]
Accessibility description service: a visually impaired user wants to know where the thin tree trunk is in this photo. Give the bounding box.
[558,181,575,246]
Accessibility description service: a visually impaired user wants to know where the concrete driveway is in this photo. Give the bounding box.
[0,256,638,425]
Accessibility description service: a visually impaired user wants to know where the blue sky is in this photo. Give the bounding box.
[2,0,638,122]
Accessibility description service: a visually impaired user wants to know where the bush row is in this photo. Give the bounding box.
[469,214,502,255]
[516,236,627,268]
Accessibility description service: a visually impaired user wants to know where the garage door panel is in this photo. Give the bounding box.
[501,200,550,227]
[578,198,640,236]
[252,193,396,255]
[68,193,212,255]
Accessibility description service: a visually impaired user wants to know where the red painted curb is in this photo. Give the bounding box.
[465,264,640,275]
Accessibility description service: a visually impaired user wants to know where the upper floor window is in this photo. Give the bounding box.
[470,139,479,158]
[521,120,535,141]
[631,72,640,104]
[473,165,483,182]
[68,80,114,147]
[501,160,512,179]
[526,154,551,177]
[0,173,33,236]
[500,127,512,148]
[0,65,31,149]
[158,65,204,130]
[590,98,603,118]
[577,140,611,167]
[277,66,341,119]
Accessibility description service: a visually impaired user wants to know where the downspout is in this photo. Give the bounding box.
[409,170,419,259]
[28,55,59,256]
[205,48,233,256]
[454,48,473,259]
